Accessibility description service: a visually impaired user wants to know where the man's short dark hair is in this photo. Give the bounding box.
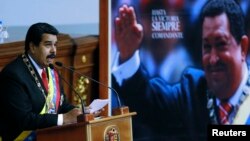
[200,0,245,44]
[25,22,59,52]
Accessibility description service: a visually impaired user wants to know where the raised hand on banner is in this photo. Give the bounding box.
[115,4,143,64]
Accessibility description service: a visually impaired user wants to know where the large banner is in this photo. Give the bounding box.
[110,0,250,140]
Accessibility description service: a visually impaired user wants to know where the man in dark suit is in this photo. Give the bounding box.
[0,23,82,140]
[112,0,250,140]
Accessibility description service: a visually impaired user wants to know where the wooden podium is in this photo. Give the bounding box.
[36,112,136,141]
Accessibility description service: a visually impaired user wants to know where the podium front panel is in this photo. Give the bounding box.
[86,113,135,141]
[36,112,136,141]
[87,113,136,141]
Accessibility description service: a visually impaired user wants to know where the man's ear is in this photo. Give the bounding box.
[29,42,36,54]
[241,35,249,61]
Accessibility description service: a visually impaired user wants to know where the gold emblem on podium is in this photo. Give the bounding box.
[104,125,120,141]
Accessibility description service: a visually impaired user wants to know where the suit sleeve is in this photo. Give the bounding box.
[0,73,58,130]
[112,66,207,137]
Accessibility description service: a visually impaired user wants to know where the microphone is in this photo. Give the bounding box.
[55,61,122,108]
[49,64,85,113]
[49,64,93,122]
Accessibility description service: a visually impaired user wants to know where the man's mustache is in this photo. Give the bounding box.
[47,54,56,59]
[205,61,226,72]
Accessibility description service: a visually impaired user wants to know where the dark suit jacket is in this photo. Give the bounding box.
[112,66,210,141]
[0,55,75,140]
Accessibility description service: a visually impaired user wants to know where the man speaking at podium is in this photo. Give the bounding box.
[0,23,82,140]
[112,0,250,140]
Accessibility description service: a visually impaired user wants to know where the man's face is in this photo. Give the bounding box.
[30,33,57,68]
[202,13,245,100]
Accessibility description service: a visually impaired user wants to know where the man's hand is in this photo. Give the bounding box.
[63,108,82,124]
[85,106,104,117]
[115,4,143,64]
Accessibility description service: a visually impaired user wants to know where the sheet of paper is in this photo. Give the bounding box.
[88,99,109,114]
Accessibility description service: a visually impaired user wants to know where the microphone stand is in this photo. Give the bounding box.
[51,64,94,122]
[59,75,94,122]
[55,62,129,116]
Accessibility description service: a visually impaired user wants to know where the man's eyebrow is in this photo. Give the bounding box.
[43,40,53,43]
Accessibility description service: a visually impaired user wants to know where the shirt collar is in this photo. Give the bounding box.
[216,63,248,106]
[28,54,43,77]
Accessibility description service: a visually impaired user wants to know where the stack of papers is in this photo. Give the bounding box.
[88,99,109,114]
